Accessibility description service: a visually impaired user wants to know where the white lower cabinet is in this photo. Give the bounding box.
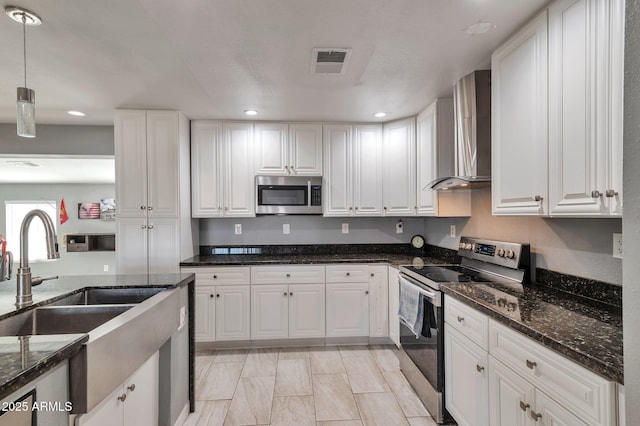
[79,352,159,426]
[489,355,535,426]
[368,265,389,337]
[445,326,489,426]
[250,284,326,339]
[326,282,369,337]
[216,286,251,340]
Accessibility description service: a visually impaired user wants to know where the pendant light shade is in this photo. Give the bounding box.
[17,87,36,138]
[5,6,42,138]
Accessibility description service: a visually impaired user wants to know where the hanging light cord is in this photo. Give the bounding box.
[22,13,27,87]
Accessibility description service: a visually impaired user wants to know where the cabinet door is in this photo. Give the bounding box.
[382,118,416,216]
[326,283,369,337]
[251,285,289,340]
[388,267,400,347]
[548,0,607,216]
[353,125,383,216]
[78,385,125,426]
[123,353,159,426]
[255,123,288,175]
[416,103,438,215]
[146,111,180,217]
[216,285,250,341]
[534,390,589,426]
[289,123,323,176]
[445,326,489,426]
[116,218,148,274]
[195,286,216,342]
[323,125,353,216]
[115,110,148,217]
[223,122,255,217]
[489,356,534,426]
[191,121,224,217]
[492,11,548,216]
[288,283,325,338]
[368,266,389,337]
[147,218,180,274]
[608,0,624,216]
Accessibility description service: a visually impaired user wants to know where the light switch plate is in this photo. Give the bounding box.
[396,221,403,234]
[103,265,109,272]
[613,233,623,259]
[450,225,456,238]
[235,224,242,235]
[342,223,349,234]
[283,224,290,234]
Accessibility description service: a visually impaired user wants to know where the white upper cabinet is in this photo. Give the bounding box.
[492,11,549,216]
[191,120,255,218]
[115,110,180,218]
[323,124,383,216]
[382,117,416,216]
[416,99,470,217]
[255,123,322,176]
[548,0,624,216]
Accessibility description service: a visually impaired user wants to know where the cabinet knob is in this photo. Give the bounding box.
[224,207,228,211]
[290,166,295,173]
[346,272,350,276]
[525,359,537,369]
[606,189,618,198]
[140,205,146,210]
[213,275,218,279]
[127,384,136,392]
[530,410,542,421]
[533,195,543,202]
[591,190,602,198]
[476,364,485,373]
[284,292,288,296]
[349,207,353,211]
[216,294,220,298]
[141,224,147,229]
[384,206,387,210]
[285,165,290,174]
[289,292,293,296]
[117,393,127,402]
[457,316,464,323]
[355,207,359,210]
[147,206,153,211]
[370,273,374,277]
[286,273,291,278]
[365,290,369,295]
[519,401,530,412]
[209,294,214,298]
[148,224,154,229]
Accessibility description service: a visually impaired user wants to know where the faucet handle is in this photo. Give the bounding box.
[32,276,59,286]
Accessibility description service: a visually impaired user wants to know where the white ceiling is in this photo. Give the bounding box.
[0,0,548,126]
[0,157,115,183]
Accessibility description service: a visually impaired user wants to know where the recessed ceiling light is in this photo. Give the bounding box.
[67,111,85,116]
[465,22,494,36]
[374,112,386,118]
[244,110,257,116]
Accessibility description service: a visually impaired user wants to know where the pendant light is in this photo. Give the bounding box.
[5,6,42,138]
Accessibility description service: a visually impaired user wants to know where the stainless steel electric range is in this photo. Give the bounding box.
[398,236,530,424]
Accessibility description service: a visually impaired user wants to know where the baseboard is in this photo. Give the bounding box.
[196,335,392,351]
[173,402,190,426]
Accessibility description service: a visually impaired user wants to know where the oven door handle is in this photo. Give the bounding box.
[399,275,441,307]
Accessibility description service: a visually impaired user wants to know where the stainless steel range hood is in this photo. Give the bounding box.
[429,70,491,190]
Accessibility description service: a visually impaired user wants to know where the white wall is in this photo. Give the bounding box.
[424,189,622,285]
[1,183,116,276]
[200,216,424,245]
[623,0,640,421]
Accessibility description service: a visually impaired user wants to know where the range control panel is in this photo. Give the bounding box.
[457,236,530,270]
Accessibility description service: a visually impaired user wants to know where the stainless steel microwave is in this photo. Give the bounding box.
[255,176,322,215]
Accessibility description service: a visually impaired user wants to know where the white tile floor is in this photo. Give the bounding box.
[184,345,438,426]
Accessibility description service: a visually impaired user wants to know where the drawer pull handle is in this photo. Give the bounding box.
[530,410,542,421]
[526,359,537,369]
[533,195,543,202]
[519,401,530,412]
[346,272,351,276]
[476,364,484,373]
[457,316,464,323]
[117,393,127,402]
[213,275,217,279]
[591,190,602,198]
[127,384,136,392]
[286,273,291,278]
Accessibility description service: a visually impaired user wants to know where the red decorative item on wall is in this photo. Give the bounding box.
[60,198,69,225]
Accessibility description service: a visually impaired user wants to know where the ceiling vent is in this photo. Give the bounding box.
[311,48,352,74]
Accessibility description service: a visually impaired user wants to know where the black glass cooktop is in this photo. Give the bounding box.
[403,265,499,284]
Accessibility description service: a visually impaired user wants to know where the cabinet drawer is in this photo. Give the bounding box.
[489,319,615,426]
[445,295,489,350]
[182,266,251,285]
[251,265,325,284]
[325,264,370,283]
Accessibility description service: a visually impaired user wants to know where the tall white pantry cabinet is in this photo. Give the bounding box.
[114,109,196,274]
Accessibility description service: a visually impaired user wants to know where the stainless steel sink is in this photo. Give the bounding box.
[54,287,166,305]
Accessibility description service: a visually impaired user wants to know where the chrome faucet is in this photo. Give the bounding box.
[15,209,60,308]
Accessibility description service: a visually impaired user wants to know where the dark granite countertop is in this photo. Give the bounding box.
[0,334,88,401]
[441,282,624,384]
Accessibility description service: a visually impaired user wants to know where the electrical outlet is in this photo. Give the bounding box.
[235,224,242,235]
[283,223,290,234]
[103,264,109,272]
[613,233,623,259]
[450,225,456,238]
[396,220,404,234]
[342,223,349,234]
[61,233,68,248]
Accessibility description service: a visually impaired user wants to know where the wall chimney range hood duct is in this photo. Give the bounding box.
[429,70,491,190]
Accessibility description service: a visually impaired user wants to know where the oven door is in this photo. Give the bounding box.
[398,274,444,393]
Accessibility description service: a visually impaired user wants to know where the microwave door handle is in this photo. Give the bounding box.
[308,181,311,206]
